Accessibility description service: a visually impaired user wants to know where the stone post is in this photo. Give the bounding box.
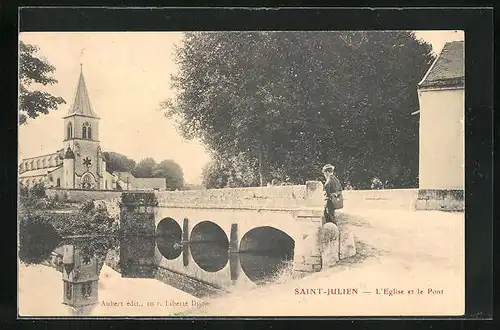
[182,218,190,267]
[305,180,324,207]
[319,222,340,267]
[290,181,325,273]
[293,209,324,273]
[229,223,240,281]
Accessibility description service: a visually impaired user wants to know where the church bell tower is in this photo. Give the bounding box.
[61,244,100,316]
[62,65,104,190]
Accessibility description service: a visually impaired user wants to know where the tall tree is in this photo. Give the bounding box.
[164,31,434,188]
[202,152,260,189]
[153,159,185,190]
[102,152,136,173]
[18,41,66,125]
[132,157,157,178]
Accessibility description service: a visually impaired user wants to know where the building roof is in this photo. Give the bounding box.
[53,245,65,256]
[113,171,167,190]
[113,171,136,183]
[20,152,59,162]
[66,68,100,118]
[133,178,167,190]
[18,165,62,178]
[418,41,464,89]
[64,147,75,159]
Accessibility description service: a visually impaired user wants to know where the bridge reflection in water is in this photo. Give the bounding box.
[23,227,295,316]
[150,217,295,287]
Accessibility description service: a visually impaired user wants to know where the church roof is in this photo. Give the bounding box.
[18,165,62,178]
[113,171,136,183]
[66,68,100,118]
[418,41,464,89]
[64,147,75,159]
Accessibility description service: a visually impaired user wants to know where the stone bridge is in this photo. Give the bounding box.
[119,181,356,290]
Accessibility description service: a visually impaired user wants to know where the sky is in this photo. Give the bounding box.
[18,30,464,184]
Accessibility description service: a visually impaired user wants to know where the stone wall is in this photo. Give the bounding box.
[415,189,464,211]
[46,188,123,202]
[155,266,224,298]
[343,189,419,211]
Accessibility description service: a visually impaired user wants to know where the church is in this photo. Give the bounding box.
[18,67,167,191]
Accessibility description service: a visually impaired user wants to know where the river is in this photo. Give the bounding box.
[18,230,294,316]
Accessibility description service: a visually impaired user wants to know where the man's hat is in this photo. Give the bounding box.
[322,164,335,172]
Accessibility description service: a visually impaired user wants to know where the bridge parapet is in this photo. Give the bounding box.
[154,181,324,210]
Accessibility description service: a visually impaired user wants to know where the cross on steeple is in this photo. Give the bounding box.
[80,48,85,71]
[66,55,100,119]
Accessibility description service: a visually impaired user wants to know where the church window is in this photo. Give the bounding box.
[82,282,92,298]
[67,123,73,139]
[36,159,41,169]
[57,178,61,187]
[65,282,72,300]
[82,174,92,190]
[82,122,92,139]
[81,249,91,265]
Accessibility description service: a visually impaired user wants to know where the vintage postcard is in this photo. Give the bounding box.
[18,29,465,317]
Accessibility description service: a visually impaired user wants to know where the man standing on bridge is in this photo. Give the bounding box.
[322,164,343,225]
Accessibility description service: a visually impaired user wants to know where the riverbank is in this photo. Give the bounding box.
[179,209,464,316]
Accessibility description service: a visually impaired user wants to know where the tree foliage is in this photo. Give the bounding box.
[153,159,185,190]
[163,31,434,188]
[19,41,66,125]
[131,157,157,178]
[132,157,185,190]
[202,152,259,189]
[102,151,185,190]
[103,151,136,173]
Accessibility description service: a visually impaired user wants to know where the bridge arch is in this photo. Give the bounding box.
[189,221,229,273]
[239,226,295,284]
[155,217,182,260]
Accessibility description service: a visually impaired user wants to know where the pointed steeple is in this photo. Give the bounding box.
[67,67,100,118]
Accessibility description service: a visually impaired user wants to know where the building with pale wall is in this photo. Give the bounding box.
[414,40,464,210]
[18,67,166,191]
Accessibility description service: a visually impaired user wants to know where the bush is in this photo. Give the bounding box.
[30,183,46,198]
[47,200,119,236]
[79,199,95,214]
[19,183,50,210]
[19,186,119,251]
